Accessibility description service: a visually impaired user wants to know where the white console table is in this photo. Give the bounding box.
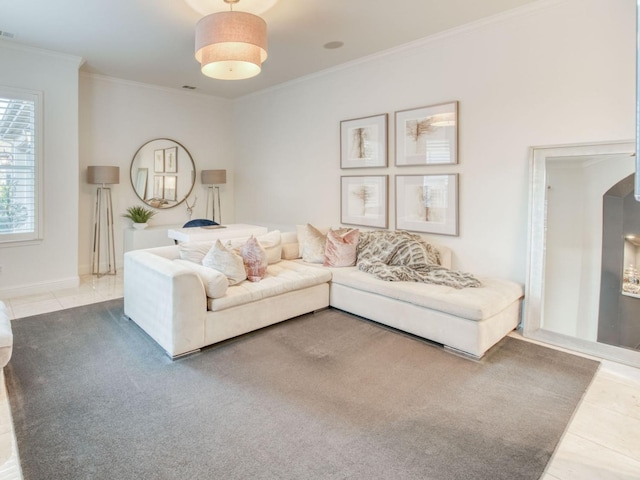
[123,224,181,252]
[167,223,268,243]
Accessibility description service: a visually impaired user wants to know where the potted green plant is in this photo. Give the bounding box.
[123,205,156,230]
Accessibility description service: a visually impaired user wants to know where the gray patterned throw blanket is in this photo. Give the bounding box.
[356,230,481,289]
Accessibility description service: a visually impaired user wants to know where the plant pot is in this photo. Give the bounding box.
[133,223,148,230]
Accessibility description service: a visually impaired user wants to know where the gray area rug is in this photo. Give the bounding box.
[6,299,599,480]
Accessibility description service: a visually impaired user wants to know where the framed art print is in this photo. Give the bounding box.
[163,175,177,201]
[164,146,178,173]
[154,149,165,173]
[395,174,458,235]
[341,175,388,228]
[395,101,458,166]
[340,114,388,168]
[153,175,164,199]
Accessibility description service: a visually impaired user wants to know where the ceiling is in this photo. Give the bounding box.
[0,0,541,99]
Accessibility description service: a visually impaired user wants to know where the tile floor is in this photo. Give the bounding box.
[0,272,639,480]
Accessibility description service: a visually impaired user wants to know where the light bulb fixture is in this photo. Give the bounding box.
[195,0,268,81]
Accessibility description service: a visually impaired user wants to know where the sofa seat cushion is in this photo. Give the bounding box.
[329,267,523,321]
[208,260,332,312]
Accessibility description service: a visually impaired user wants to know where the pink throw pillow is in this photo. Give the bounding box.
[240,236,268,282]
[324,228,359,267]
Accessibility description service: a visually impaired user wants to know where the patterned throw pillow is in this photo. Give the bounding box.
[202,240,247,285]
[324,228,359,267]
[226,230,282,265]
[240,236,268,282]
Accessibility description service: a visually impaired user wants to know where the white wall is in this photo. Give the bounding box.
[79,75,234,274]
[1,0,635,292]
[0,42,83,296]
[232,0,635,282]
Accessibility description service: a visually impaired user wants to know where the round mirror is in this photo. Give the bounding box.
[130,138,195,209]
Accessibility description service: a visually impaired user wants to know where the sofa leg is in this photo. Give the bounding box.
[170,349,201,361]
[444,345,482,361]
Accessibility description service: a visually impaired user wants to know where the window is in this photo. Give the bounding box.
[0,87,42,244]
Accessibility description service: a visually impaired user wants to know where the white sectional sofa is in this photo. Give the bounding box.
[124,231,523,359]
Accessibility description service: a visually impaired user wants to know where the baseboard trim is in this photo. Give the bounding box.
[0,276,80,298]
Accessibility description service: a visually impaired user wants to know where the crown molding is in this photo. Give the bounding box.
[0,38,84,67]
[79,71,233,102]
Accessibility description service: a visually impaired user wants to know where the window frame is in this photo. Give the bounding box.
[0,86,43,245]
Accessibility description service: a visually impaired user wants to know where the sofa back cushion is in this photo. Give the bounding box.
[281,228,453,269]
[179,231,282,265]
[178,241,211,264]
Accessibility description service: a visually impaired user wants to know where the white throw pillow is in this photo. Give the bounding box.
[301,224,328,263]
[173,259,228,298]
[202,240,247,285]
[296,224,330,258]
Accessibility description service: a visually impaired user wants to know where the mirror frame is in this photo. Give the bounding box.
[129,138,196,209]
[524,140,640,367]
[635,0,640,200]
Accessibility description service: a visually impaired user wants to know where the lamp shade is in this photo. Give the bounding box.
[195,11,267,80]
[87,166,119,185]
[201,169,227,185]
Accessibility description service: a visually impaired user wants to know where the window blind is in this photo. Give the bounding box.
[0,89,41,243]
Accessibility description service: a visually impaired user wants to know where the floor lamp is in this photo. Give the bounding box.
[201,170,226,224]
[87,166,119,276]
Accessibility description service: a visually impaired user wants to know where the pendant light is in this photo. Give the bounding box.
[195,0,268,80]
